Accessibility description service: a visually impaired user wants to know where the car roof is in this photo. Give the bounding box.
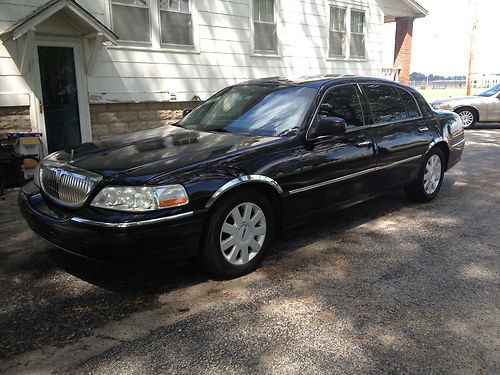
[240,75,413,90]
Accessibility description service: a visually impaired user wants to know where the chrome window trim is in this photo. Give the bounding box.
[205,175,283,208]
[71,211,194,228]
[288,155,422,195]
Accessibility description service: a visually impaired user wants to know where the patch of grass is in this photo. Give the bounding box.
[416,88,481,102]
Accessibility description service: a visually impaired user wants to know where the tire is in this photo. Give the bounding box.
[405,148,445,203]
[200,188,275,278]
[455,108,477,129]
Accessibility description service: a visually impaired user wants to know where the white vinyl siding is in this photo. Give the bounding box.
[329,6,346,57]
[111,0,150,43]
[159,0,193,46]
[0,0,422,106]
[252,0,277,53]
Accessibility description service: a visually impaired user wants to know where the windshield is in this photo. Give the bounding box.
[179,85,317,137]
[478,84,500,97]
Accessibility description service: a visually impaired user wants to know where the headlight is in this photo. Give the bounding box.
[432,103,450,110]
[33,163,41,187]
[91,185,189,212]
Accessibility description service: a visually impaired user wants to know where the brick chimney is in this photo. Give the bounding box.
[394,17,415,84]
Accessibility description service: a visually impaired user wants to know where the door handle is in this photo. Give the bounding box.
[356,140,372,148]
[418,126,429,133]
[39,99,44,114]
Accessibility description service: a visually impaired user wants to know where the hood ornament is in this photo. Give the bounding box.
[70,149,74,162]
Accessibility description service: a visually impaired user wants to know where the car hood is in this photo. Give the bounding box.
[47,126,284,180]
[431,95,490,106]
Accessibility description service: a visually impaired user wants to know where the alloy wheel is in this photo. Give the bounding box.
[219,202,267,265]
[423,155,442,195]
[459,110,475,128]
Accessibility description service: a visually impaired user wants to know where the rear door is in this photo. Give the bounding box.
[361,83,436,188]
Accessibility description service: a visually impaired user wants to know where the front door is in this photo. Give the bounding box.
[36,45,83,153]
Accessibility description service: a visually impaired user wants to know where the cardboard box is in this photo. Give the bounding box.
[22,158,39,180]
[16,137,42,157]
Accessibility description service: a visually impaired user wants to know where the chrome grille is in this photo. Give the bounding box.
[40,164,103,207]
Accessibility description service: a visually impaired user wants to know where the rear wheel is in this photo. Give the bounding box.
[200,189,275,278]
[405,148,445,203]
[455,108,477,128]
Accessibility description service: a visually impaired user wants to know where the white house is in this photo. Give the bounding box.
[0,0,427,154]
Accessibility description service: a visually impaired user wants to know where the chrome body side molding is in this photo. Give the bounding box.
[71,211,194,228]
[289,155,422,195]
[205,175,283,208]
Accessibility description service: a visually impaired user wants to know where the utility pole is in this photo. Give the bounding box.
[467,0,479,96]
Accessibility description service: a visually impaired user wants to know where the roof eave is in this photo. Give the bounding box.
[0,0,118,45]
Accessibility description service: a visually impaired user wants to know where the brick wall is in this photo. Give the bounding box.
[394,17,415,85]
[90,101,203,140]
[0,106,31,133]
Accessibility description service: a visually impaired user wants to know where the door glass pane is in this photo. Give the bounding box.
[320,85,364,129]
[363,84,408,124]
[38,46,81,153]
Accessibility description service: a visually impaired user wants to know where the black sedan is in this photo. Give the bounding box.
[19,76,465,277]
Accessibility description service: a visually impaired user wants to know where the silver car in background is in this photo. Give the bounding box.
[431,84,500,128]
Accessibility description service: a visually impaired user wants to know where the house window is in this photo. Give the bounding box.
[329,7,346,57]
[159,0,193,46]
[111,0,150,43]
[350,10,365,58]
[253,0,277,53]
[328,6,365,59]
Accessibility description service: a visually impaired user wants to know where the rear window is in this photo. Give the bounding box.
[397,88,421,119]
[363,84,408,124]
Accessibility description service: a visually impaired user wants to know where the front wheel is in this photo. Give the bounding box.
[405,148,445,203]
[455,108,477,129]
[200,189,275,278]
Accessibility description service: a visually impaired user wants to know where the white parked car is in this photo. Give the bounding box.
[431,84,500,128]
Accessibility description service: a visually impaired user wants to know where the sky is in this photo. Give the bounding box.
[383,0,499,76]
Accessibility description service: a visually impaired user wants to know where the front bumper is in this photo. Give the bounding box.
[19,182,206,262]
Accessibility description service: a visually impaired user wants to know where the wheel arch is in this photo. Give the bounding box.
[205,175,283,228]
[427,140,450,171]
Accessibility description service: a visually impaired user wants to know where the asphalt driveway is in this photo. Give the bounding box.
[1,125,499,374]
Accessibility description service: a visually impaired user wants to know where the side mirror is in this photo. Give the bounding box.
[182,108,193,118]
[309,116,347,138]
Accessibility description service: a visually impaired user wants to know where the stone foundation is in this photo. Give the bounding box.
[90,101,202,140]
[0,106,31,133]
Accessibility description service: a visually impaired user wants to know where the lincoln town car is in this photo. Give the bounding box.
[19,76,465,277]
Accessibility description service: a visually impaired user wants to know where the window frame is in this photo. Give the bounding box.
[306,83,367,141]
[328,6,347,58]
[349,9,366,59]
[360,83,424,127]
[109,0,153,46]
[327,3,367,62]
[158,0,195,49]
[107,0,199,52]
[250,0,281,57]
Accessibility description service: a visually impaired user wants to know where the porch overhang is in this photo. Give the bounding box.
[384,0,428,23]
[0,0,118,44]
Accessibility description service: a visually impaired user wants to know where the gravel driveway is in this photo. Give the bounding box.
[1,125,499,374]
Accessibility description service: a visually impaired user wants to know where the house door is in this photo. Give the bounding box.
[33,40,92,155]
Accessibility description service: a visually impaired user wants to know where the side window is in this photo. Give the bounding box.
[319,85,364,129]
[363,84,408,124]
[397,88,421,119]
